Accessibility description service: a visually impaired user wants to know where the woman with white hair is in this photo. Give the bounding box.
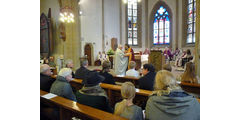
[145,70,200,120]
[50,68,76,101]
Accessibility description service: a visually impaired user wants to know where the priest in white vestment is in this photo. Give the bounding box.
[114,45,129,76]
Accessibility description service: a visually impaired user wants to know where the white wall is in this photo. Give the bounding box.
[79,0,103,63]
[104,0,120,52]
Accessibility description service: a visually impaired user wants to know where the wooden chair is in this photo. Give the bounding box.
[40,90,127,120]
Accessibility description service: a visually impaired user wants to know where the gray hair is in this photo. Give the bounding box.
[65,59,73,66]
[102,60,111,70]
[81,59,88,67]
[58,68,72,78]
[129,61,136,69]
[118,44,122,48]
[40,64,50,73]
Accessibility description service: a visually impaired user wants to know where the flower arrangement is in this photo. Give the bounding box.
[107,48,115,55]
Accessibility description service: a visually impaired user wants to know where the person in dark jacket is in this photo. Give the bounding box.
[75,59,90,84]
[145,70,200,120]
[40,64,55,92]
[50,68,76,101]
[75,71,113,113]
[138,64,156,91]
[65,59,75,78]
[99,60,116,85]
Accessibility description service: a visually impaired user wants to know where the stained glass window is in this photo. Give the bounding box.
[153,6,170,45]
[128,0,138,46]
[187,0,196,44]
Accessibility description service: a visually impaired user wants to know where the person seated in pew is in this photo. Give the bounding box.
[145,70,200,120]
[50,68,77,101]
[75,59,90,84]
[181,62,200,84]
[99,60,116,85]
[182,49,193,67]
[163,63,172,72]
[75,71,113,113]
[65,59,75,78]
[175,49,184,67]
[40,64,55,92]
[139,64,156,91]
[48,56,56,68]
[114,82,143,120]
[126,61,140,78]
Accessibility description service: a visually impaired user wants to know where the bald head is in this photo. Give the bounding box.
[40,64,52,76]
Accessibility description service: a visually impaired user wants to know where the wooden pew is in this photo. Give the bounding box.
[180,82,200,97]
[113,76,200,97]
[113,75,139,87]
[50,76,200,110]
[70,79,199,109]
[40,90,127,120]
[70,79,152,109]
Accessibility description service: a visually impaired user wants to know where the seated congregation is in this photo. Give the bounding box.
[40,56,200,120]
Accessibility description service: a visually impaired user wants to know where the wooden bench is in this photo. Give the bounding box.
[113,76,200,97]
[70,79,199,108]
[70,79,152,109]
[113,75,140,87]
[180,82,200,97]
[40,90,127,120]
[50,76,199,109]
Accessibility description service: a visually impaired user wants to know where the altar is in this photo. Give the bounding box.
[109,54,148,70]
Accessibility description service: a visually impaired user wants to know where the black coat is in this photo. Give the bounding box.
[75,66,90,84]
[99,71,116,85]
[139,72,156,91]
[40,74,55,92]
[72,71,75,78]
[75,91,113,113]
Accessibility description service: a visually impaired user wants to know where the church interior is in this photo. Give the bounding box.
[40,0,200,119]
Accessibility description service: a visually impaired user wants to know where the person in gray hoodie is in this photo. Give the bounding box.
[145,70,200,120]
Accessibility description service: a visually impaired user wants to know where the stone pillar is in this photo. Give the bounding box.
[195,0,200,77]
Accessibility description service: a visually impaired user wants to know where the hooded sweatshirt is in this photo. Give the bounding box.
[145,89,200,120]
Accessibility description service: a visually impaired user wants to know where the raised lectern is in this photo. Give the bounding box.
[148,50,165,72]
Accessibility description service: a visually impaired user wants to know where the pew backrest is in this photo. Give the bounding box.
[40,90,127,120]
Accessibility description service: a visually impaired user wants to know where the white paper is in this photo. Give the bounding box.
[116,75,125,77]
[41,93,57,99]
[135,88,140,92]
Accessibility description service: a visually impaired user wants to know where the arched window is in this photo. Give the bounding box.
[187,0,196,44]
[127,0,138,46]
[153,6,170,45]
